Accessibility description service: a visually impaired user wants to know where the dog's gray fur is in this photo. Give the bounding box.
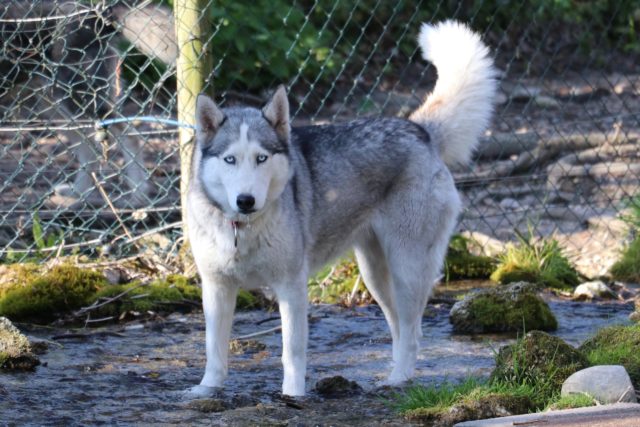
[187,20,497,396]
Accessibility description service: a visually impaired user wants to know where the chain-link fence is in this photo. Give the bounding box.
[1,0,639,277]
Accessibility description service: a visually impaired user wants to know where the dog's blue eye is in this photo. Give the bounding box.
[223,156,236,165]
[256,154,268,164]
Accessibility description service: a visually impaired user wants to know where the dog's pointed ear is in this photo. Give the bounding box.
[196,94,225,142]
[262,85,290,141]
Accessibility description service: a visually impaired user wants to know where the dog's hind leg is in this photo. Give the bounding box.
[354,230,400,362]
[189,281,239,397]
[377,191,460,385]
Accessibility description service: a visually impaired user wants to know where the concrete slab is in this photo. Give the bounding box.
[455,403,640,427]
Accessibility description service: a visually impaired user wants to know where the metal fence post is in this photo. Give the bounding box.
[174,0,211,243]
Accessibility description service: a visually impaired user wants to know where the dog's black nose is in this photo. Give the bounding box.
[236,194,255,213]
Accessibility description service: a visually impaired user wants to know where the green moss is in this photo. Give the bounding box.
[610,237,640,283]
[579,323,640,387]
[450,283,557,333]
[445,235,497,281]
[0,265,107,322]
[91,275,201,316]
[492,331,588,405]
[0,263,41,297]
[491,237,579,290]
[546,393,596,411]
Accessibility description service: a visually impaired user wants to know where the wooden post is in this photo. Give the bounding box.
[174,0,211,240]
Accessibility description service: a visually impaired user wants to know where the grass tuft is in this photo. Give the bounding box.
[490,233,579,290]
[445,235,497,281]
[545,393,596,411]
[579,323,640,387]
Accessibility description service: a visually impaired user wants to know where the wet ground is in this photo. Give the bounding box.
[1,293,634,426]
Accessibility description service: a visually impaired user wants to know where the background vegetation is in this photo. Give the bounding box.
[164,0,640,92]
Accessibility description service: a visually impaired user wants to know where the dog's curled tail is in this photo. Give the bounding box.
[409,20,497,167]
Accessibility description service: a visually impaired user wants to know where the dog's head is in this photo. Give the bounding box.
[195,86,292,219]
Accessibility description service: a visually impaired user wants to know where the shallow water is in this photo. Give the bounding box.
[1,296,633,426]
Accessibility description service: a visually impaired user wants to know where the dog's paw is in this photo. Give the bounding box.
[379,371,413,388]
[183,384,222,399]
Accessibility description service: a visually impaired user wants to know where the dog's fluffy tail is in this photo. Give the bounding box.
[409,20,497,167]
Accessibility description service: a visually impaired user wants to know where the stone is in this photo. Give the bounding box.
[533,95,561,108]
[573,281,617,301]
[0,317,39,371]
[314,376,362,398]
[228,339,266,355]
[187,398,227,413]
[499,198,521,210]
[562,365,636,404]
[449,282,557,333]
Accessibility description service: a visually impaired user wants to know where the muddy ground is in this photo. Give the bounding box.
[1,287,633,426]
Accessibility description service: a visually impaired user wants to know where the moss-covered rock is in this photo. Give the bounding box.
[492,331,588,401]
[314,375,362,398]
[445,235,497,281]
[0,265,107,322]
[449,282,557,333]
[0,317,39,370]
[405,393,533,426]
[579,323,640,387]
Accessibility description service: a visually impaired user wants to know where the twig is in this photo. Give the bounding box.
[0,238,103,255]
[319,266,336,288]
[77,282,148,314]
[113,221,182,246]
[90,172,134,241]
[84,316,115,324]
[234,325,282,340]
[617,385,635,403]
[347,274,362,306]
[256,316,281,326]
[0,7,97,23]
[52,331,125,340]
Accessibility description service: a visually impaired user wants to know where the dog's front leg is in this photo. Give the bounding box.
[275,281,308,396]
[189,281,238,397]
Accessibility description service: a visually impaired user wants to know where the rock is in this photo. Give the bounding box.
[499,198,521,210]
[562,365,636,403]
[0,317,39,371]
[533,95,561,108]
[459,231,506,257]
[573,281,617,300]
[449,282,557,333]
[405,393,533,426]
[314,376,362,398]
[187,398,227,413]
[229,339,266,355]
[492,331,588,392]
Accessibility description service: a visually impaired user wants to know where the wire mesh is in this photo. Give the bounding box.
[0,0,638,277]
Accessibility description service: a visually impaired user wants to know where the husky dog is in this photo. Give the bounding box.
[187,21,497,396]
